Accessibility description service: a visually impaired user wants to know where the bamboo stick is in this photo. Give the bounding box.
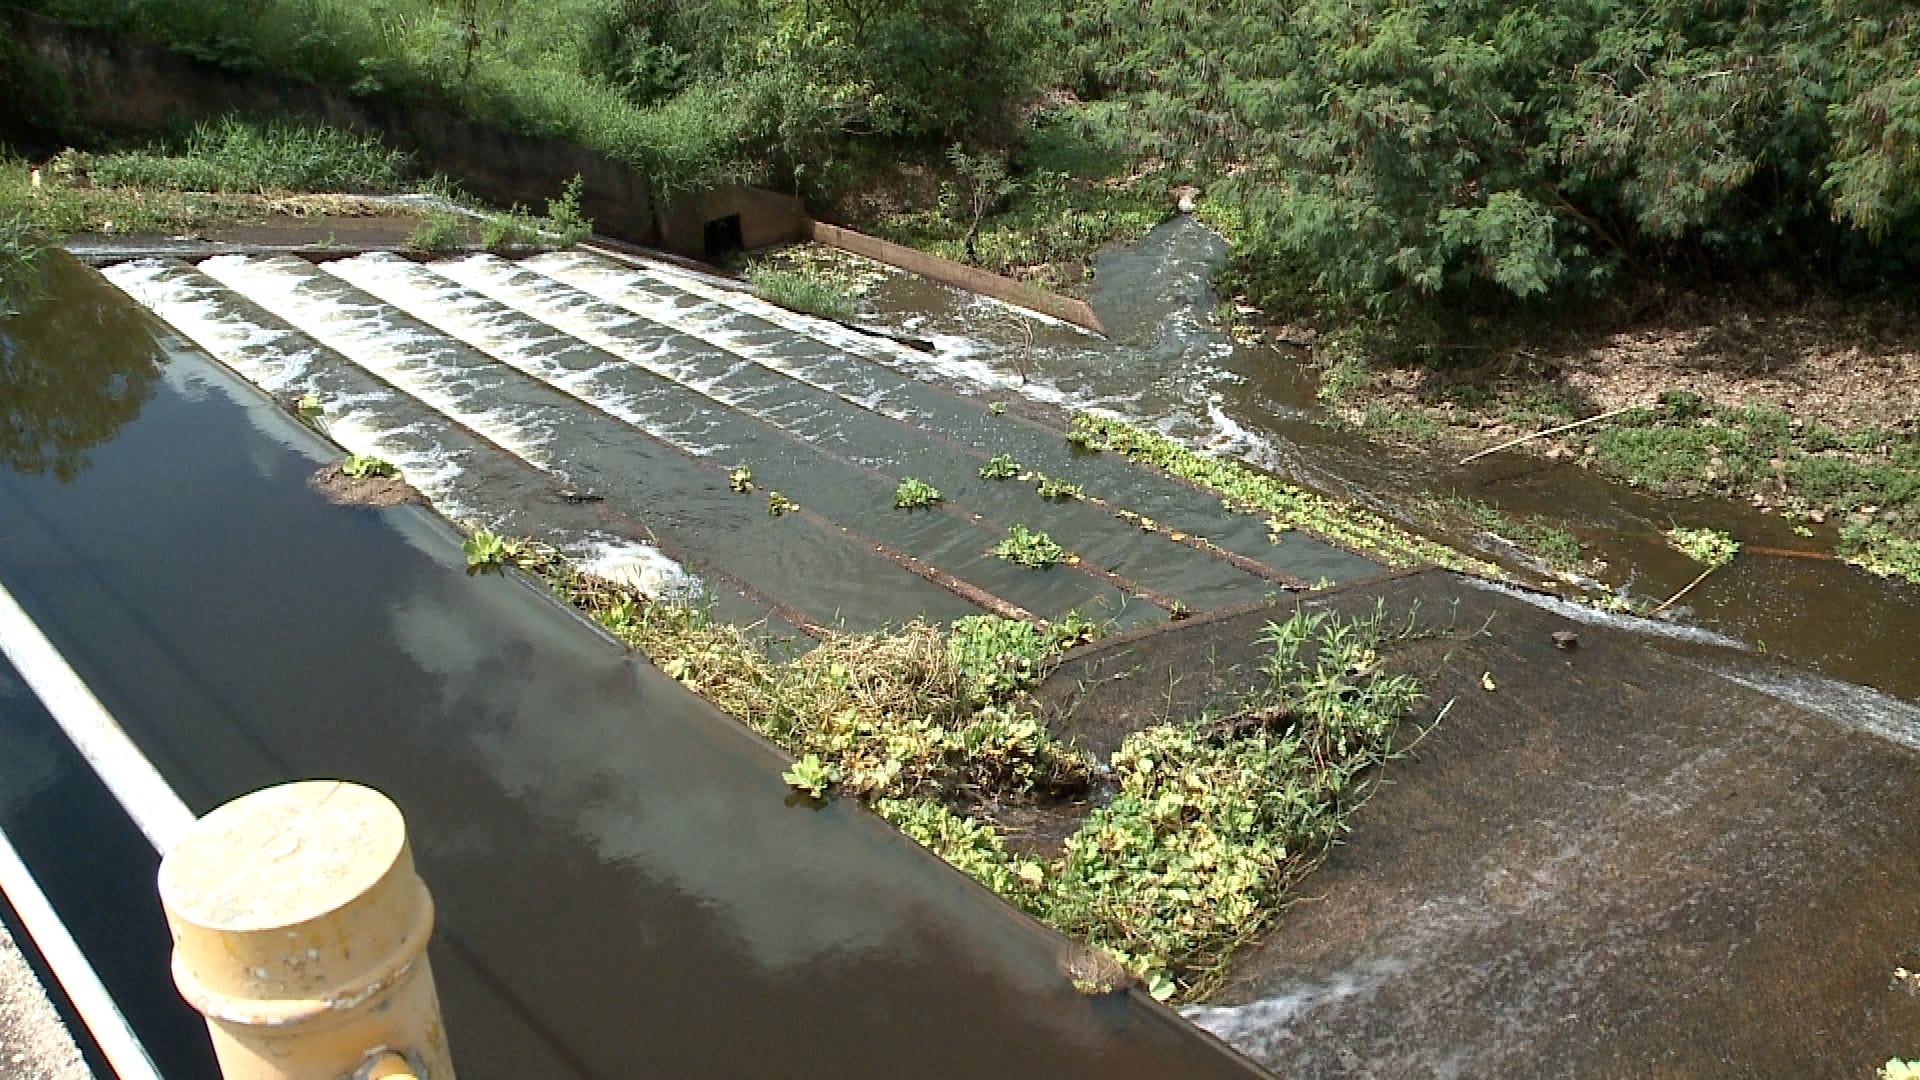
[1458,404,1642,465]
[1648,564,1717,617]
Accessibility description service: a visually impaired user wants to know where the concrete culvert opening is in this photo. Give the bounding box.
[703,214,743,258]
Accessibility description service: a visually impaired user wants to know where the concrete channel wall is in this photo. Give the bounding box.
[7,11,1108,327]
[811,220,1108,335]
[2,10,812,257]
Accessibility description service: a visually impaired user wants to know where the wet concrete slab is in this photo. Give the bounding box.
[0,258,1267,1078]
[1134,572,1920,1077]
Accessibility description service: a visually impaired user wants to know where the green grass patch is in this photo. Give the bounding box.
[1838,523,1920,585]
[85,117,411,194]
[745,264,855,322]
[2,156,262,236]
[1427,494,1584,575]
[405,210,465,254]
[1068,413,1498,574]
[22,0,751,194]
[1360,404,1443,443]
[0,212,41,315]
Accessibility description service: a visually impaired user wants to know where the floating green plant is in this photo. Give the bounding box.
[979,453,1021,480]
[894,477,944,509]
[462,529,525,574]
[1033,473,1083,501]
[992,524,1068,568]
[1665,526,1739,568]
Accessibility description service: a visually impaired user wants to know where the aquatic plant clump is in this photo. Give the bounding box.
[886,608,1426,1001]
[1838,523,1920,586]
[596,600,1092,803]
[992,524,1070,568]
[979,453,1021,480]
[488,530,1423,1004]
[1067,413,1495,574]
[894,476,944,509]
[1665,526,1739,568]
[341,453,397,479]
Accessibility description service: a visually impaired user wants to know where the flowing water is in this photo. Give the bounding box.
[849,215,1920,702]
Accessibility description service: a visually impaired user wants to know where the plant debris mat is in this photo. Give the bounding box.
[1039,568,1920,1076]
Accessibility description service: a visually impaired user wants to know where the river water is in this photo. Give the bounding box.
[848,215,1920,702]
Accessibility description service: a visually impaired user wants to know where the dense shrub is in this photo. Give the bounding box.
[18,0,1058,196]
[1066,0,1920,316]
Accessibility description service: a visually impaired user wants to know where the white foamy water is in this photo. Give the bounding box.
[582,539,701,603]
[1463,577,1750,648]
[104,259,470,512]
[1713,665,1920,753]
[518,254,920,418]
[428,254,879,447]
[324,254,744,459]
[111,257,692,594]
[198,256,558,470]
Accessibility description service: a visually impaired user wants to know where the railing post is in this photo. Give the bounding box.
[157,781,455,1080]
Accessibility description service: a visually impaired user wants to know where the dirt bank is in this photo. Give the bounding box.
[1361,291,1920,434]
[1327,290,1920,583]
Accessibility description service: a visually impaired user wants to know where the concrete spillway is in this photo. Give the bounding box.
[0,255,1271,1078]
[104,248,1377,635]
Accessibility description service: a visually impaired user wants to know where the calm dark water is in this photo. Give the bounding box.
[0,253,1268,1078]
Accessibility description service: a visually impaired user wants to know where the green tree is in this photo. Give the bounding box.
[1067,0,1920,319]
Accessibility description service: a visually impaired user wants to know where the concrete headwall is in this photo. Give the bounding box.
[655,186,811,255]
[810,221,1107,336]
[7,10,806,256]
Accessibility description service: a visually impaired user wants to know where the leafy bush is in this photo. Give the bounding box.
[1068,0,1920,318]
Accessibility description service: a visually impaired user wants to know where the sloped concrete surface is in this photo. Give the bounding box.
[0,922,88,1080]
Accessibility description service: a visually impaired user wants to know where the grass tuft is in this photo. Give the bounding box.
[1069,412,1498,574]
[746,264,855,322]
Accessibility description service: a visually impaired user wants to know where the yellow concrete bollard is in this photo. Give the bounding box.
[157,781,455,1080]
